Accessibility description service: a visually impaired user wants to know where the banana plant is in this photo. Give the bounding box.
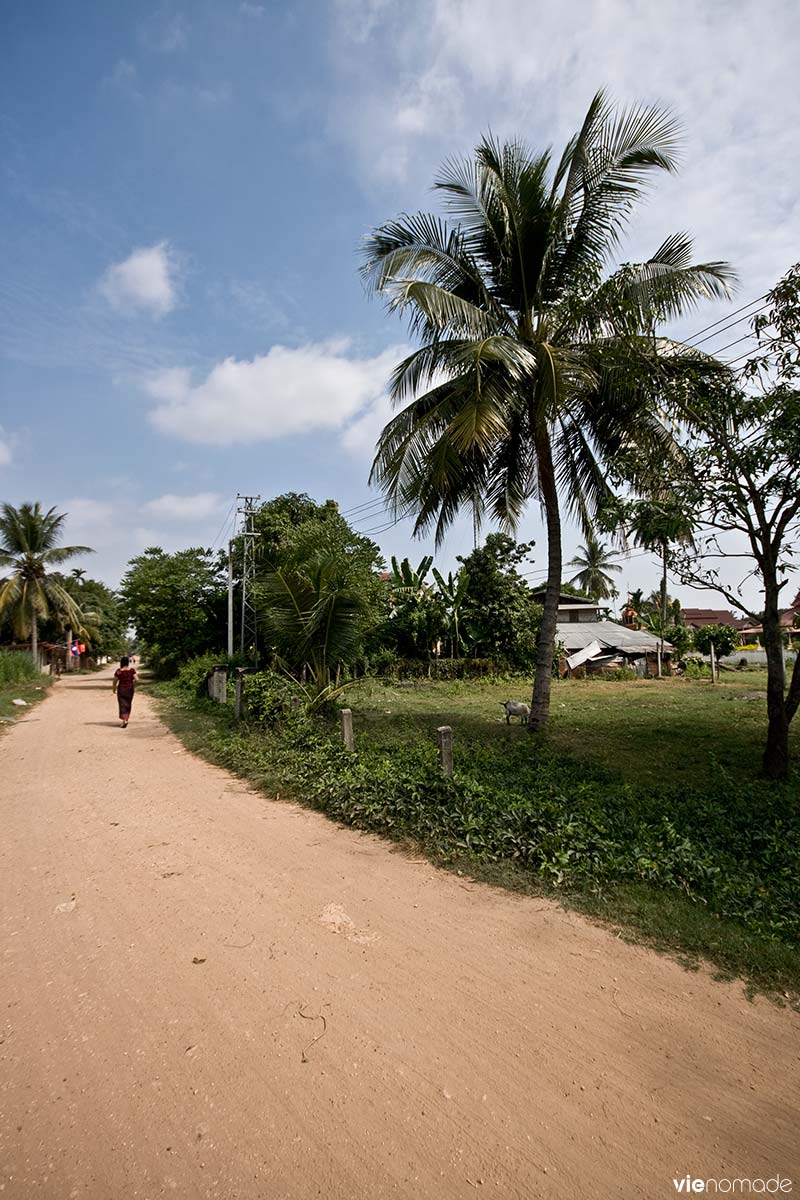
[432,567,470,657]
[389,554,433,603]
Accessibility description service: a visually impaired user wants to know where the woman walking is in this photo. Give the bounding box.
[112,656,137,728]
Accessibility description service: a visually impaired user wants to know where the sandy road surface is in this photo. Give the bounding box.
[1,671,798,1200]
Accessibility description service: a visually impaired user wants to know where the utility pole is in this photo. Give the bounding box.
[227,540,234,658]
[237,494,260,662]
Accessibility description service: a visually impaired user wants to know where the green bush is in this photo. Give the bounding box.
[388,657,500,681]
[174,653,231,697]
[243,670,302,727]
[684,658,712,679]
[0,650,38,685]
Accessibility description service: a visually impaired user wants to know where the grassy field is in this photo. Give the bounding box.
[155,664,800,1003]
[344,669,795,790]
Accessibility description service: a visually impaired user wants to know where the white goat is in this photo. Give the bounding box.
[500,700,530,724]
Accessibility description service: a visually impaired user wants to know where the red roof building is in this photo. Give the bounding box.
[680,608,739,629]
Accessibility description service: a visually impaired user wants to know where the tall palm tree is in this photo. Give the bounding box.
[626,499,694,672]
[568,532,621,599]
[362,91,733,729]
[0,503,92,663]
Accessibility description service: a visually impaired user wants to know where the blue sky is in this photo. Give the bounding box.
[1,0,798,606]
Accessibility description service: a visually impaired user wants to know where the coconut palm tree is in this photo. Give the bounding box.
[362,91,733,729]
[0,503,92,663]
[567,533,621,599]
[626,499,694,673]
[259,546,374,712]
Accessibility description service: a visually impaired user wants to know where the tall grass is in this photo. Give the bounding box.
[0,650,38,685]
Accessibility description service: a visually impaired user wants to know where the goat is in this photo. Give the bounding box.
[500,700,530,725]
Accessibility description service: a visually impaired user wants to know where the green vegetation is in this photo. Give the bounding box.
[156,664,800,1001]
[0,649,49,724]
[668,268,800,778]
[118,546,227,678]
[0,502,92,660]
[0,648,38,686]
[567,533,622,600]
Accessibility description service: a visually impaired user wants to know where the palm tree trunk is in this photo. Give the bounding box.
[31,611,39,670]
[529,427,561,732]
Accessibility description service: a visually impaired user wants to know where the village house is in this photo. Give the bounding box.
[533,592,673,677]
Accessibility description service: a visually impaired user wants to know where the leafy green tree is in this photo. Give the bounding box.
[41,574,128,659]
[119,547,227,677]
[362,91,732,730]
[0,502,92,662]
[249,492,344,569]
[457,534,541,668]
[254,496,386,686]
[693,624,740,659]
[671,263,800,778]
[567,533,621,599]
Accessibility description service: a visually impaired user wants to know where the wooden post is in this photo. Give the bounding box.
[437,725,453,777]
[709,641,717,684]
[340,708,354,751]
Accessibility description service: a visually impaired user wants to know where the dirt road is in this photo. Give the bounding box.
[1,671,798,1199]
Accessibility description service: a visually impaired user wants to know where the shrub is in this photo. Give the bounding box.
[0,650,38,685]
[683,658,712,679]
[175,653,231,698]
[243,670,303,727]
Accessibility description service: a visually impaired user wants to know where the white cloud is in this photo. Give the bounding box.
[0,427,12,467]
[327,0,800,309]
[62,498,114,530]
[143,492,224,521]
[145,338,407,446]
[340,392,394,458]
[98,242,178,318]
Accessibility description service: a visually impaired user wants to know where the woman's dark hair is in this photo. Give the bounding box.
[120,656,130,667]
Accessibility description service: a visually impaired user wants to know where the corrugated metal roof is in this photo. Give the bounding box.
[557,621,673,655]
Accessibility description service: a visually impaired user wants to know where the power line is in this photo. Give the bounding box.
[681,294,767,345]
[356,515,405,536]
[688,302,767,348]
[341,497,390,517]
[708,331,759,357]
[209,499,238,553]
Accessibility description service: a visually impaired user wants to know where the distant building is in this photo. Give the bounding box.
[680,608,740,630]
[533,592,672,676]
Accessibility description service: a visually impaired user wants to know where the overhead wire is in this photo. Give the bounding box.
[680,294,767,345]
[340,497,390,517]
[209,499,238,553]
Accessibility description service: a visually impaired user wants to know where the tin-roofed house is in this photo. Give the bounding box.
[533,592,674,677]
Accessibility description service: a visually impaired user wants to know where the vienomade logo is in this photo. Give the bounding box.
[673,1178,793,1194]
